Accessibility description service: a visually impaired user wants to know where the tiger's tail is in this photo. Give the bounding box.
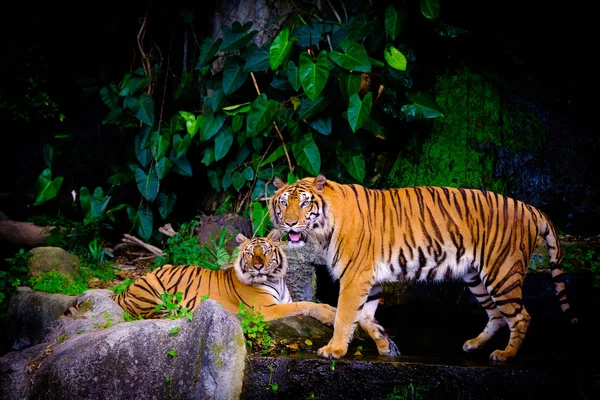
[539,212,578,324]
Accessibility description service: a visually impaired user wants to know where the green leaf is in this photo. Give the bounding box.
[119,76,152,97]
[420,0,440,20]
[196,37,222,69]
[223,102,252,116]
[210,89,226,112]
[338,153,366,182]
[124,94,154,126]
[80,187,111,225]
[348,13,378,41]
[155,157,174,179]
[203,148,215,166]
[286,61,301,92]
[384,5,406,41]
[237,144,252,164]
[201,112,226,141]
[260,145,285,166]
[214,127,234,161]
[107,166,134,186]
[247,94,278,136]
[170,153,193,177]
[33,169,63,206]
[292,23,329,47]
[251,201,269,237]
[269,27,297,70]
[233,172,245,191]
[207,170,221,191]
[338,70,362,103]
[128,205,153,241]
[293,133,320,175]
[135,167,159,201]
[157,192,177,219]
[241,166,254,180]
[329,40,371,72]
[232,115,244,133]
[270,73,292,91]
[134,131,152,168]
[402,90,444,120]
[384,45,407,71]
[299,51,329,101]
[178,111,202,138]
[221,21,257,52]
[100,84,119,109]
[151,132,170,160]
[348,92,372,132]
[172,133,192,159]
[43,144,53,169]
[308,116,332,136]
[222,58,248,95]
[298,96,329,120]
[244,44,270,72]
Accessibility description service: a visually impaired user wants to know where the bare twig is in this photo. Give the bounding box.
[326,0,342,24]
[121,233,165,257]
[250,72,294,173]
[158,223,178,237]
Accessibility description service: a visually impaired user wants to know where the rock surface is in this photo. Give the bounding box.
[27,246,81,278]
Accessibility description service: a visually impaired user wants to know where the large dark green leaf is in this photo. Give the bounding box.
[223,102,251,116]
[347,13,379,42]
[270,72,293,91]
[178,111,202,138]
[170,151,193,177]
[155,157,173,179]
[119,76,152,97]
[203,147,215,166]
[207,169,221,192]
[214,127,233,161]
[134,131,152,168]
[287,61,301,92]
[338,70,362,103]
[210,89,226,112]
[100,84,119,109]
[247,94,278,136]
[196,37,223,69]
[241,166,254,180]
[244,44,270,72]
[308,116,332,136]
[298,96,329,120]
[172,133,192,159]
[222,58,248,95]
[232,115,244,133]
[201,112,226,141]
[384,4,406,40]
[251,201,269,237]
[128,204,153,241]
[135,167,159,201]
[33,169,63,206]
[384,45,407,71]
[124,94,155,126]
[260,145,285,166]
[292,22,330,47]
[401,90,444,120]
[221,21,257,52]
[420,0,440,20]
[80,186,111,225]
[299,51,329,101]
[292,133,320,175]
[329,40,371,72]
[151,131,170,160]
[107,165,134,186]
[338,152,365,182]
[237,144,252,164]
[157,192,177,219]
[269,27,297,70]
[233,172,245,191]
[222,161,237,191]
[348,92,372,132]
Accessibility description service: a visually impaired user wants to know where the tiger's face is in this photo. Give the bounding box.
[234,231,287,286]
[269,175,327,247]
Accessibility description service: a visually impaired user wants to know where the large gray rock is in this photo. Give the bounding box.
[4,286,77,351]
[0,292,247,400]
[283,241,326,301]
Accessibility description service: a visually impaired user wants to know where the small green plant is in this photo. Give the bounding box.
[330,361,336,371]
[200,293,210,303]
[169,326,180,335]
[167,350,178,357]
[267,364,278,392]
[238,302,273,352]
[30,271,88,296]
[154,292,194,320]
[58,333,69,342]
[76,329,86,334]
[81,259,117,283]
[123,312,143,322]
[196,228,239,271]
[87,237,113,263]
[1,248,31,312]
[385,382,426,400]
[110,279,135,295]
[165,376,181,400]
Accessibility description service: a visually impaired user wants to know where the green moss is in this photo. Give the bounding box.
[30,270,88,296]
[386,67,545,192]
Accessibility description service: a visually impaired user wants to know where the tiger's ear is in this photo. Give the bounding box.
[266,229,282,243]
[273,177,286,189]
[314,174,326,191]
[235,233,248,244]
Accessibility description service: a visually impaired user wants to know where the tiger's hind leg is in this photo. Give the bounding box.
[358,285,400,356]
[462,272,507,353]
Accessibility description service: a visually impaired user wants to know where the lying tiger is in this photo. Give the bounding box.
[111,230,336,325]
[269,174,577,361]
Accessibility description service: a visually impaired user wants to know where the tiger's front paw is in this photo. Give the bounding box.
[317,343,348,359]
[317,304,337,326]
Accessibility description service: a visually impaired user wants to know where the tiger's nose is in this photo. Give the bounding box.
[254,263,264,271]
[284,220,298,228]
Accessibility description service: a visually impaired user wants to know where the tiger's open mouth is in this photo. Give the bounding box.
[286,231,306,246]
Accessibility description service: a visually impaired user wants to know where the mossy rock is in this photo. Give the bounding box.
[26,247,81,279]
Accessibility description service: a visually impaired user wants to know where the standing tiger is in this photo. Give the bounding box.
[111,230,336,325]
[268,174,577,361]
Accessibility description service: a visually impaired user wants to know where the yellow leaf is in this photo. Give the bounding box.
[304,339,313,346]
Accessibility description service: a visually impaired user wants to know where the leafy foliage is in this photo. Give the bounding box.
[29,271,88,296]
[0,249,31,314]
[238,302,273,353]
[154,291,194,320]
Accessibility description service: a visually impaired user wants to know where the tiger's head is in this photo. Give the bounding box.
[268,174,328,248]
[233,230,288,286]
